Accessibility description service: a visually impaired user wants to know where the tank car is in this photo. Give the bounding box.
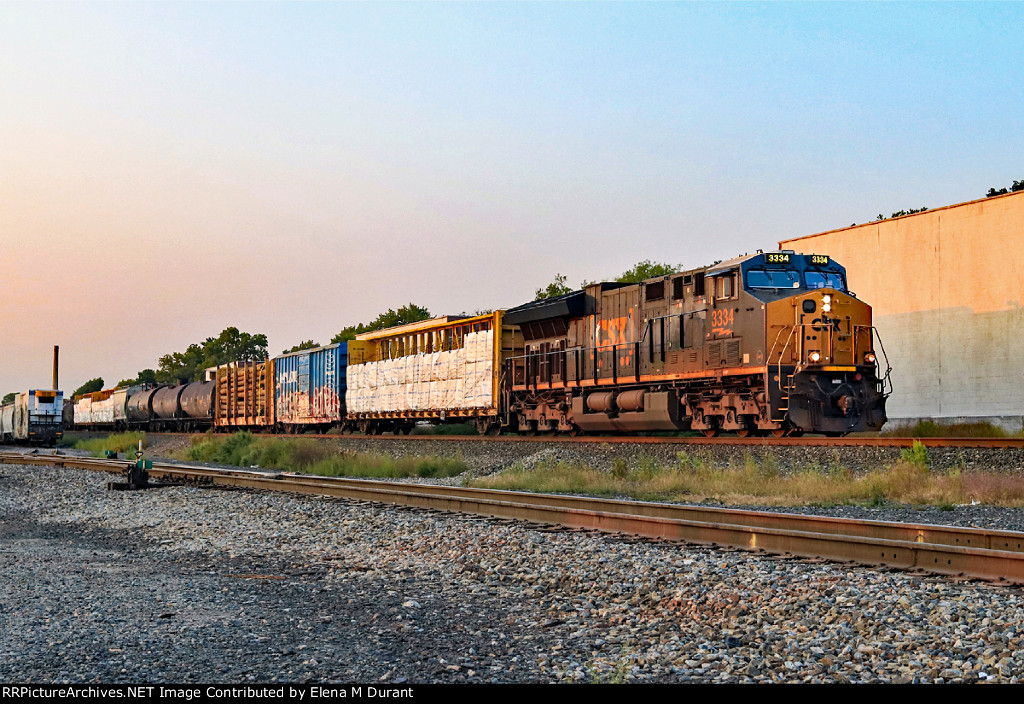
[501,251,890,436]
[70,383,214,432]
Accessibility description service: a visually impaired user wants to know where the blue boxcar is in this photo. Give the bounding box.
[273,343,348,431]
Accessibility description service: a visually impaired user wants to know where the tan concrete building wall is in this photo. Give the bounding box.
[780,191,1024,429]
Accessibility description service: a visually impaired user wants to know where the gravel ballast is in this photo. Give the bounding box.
[3,457,1024,683]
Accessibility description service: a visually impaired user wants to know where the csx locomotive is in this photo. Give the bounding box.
[502,251,890,436]
[66,251,890,437]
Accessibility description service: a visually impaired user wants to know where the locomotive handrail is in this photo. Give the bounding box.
[766,324,800,422]
[508,340,643,389]
[854,325,894,397]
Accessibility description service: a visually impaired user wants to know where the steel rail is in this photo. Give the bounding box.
[137,431,1024,449]
[5,451,1024,585]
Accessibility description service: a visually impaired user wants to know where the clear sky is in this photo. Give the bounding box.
[1,1,1021,394]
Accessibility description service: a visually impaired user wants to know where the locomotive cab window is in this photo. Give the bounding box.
[746,268,801,290]
[715,271,737,300]
[805,271,846,291]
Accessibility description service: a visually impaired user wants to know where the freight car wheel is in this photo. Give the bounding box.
[701,428,720,438]
[771,428,788,438]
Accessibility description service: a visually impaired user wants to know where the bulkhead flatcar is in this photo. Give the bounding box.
[344,313,522,435]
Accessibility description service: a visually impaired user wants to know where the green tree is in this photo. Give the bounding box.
[540,260,683,299]
[156,344,206,384]
[282,340,320,354]
[331,303,431,343]
[72,377,104,397]
[987,179,1024,198]
[116,369,157,388]
[2,392,15,404]
[156,328,269,383]
[614,260,681,283]
[534,273,573,300]
[200,327,268,367]
[878,207,928,220]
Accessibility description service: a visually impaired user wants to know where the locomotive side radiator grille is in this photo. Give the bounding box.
[725,340,742,366]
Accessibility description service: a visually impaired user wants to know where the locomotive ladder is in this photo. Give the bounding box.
[766,325,802,424]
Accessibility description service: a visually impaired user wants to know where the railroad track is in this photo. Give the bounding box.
[5,450,1024,585]
[135,431,1024,449]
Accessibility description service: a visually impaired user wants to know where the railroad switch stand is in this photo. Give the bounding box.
[107,449,168,491]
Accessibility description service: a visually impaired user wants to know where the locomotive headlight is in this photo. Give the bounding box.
[864,352,876,364]
[821,294,832,313]
[809,352,821,363]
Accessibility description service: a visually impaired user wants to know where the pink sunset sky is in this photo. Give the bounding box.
[2,3,1020,395]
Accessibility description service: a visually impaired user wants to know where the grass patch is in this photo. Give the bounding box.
[469,449,1024,508]
[181,432,468,479]
[73,431,147,456]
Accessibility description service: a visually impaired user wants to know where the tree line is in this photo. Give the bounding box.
[63,261,681,395]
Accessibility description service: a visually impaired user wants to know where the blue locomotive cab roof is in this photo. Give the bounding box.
[735,252,849,301]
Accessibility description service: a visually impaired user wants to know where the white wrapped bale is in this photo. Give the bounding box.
[467,331,481,362]
[436,379,453,408]
[451,347,466,382]
[439,350,453,380]
[450,378,464,409]
[478,329,493,363]
[463,360,493,408]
